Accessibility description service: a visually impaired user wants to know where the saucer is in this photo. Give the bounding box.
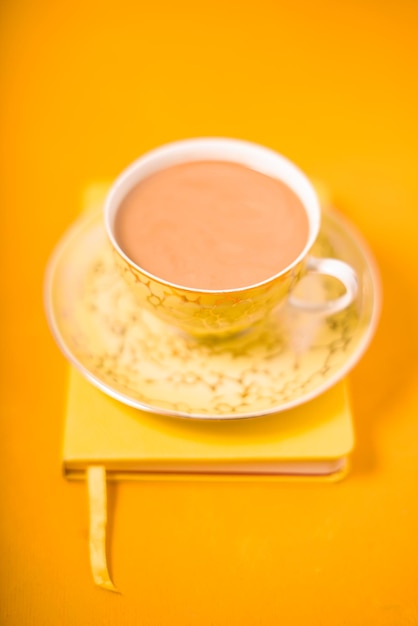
[45,208,381,420]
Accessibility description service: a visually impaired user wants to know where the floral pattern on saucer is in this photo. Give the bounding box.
[45,208,380,419]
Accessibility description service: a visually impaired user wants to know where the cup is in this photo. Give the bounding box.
[104,138,358,337]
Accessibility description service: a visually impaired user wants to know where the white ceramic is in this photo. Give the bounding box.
[104,139,359,337]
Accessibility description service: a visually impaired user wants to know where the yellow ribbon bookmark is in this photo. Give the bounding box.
[87,466,119,592]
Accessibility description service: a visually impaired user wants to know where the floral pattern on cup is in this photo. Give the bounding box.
[113,247,303,337]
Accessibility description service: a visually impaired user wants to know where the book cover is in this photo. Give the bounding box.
[63,367,354,481]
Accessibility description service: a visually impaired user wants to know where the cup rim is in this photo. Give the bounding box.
[104,137,321,294]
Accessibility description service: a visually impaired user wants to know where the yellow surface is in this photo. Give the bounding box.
[1,0,417,624]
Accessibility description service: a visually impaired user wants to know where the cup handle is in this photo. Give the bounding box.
[288,257,358,315]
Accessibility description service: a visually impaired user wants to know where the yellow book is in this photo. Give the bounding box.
[63,367,354,481]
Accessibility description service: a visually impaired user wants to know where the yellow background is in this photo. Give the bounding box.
[1,0,418,624]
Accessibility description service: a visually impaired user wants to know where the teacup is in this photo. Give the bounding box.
[104,138,358,337]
